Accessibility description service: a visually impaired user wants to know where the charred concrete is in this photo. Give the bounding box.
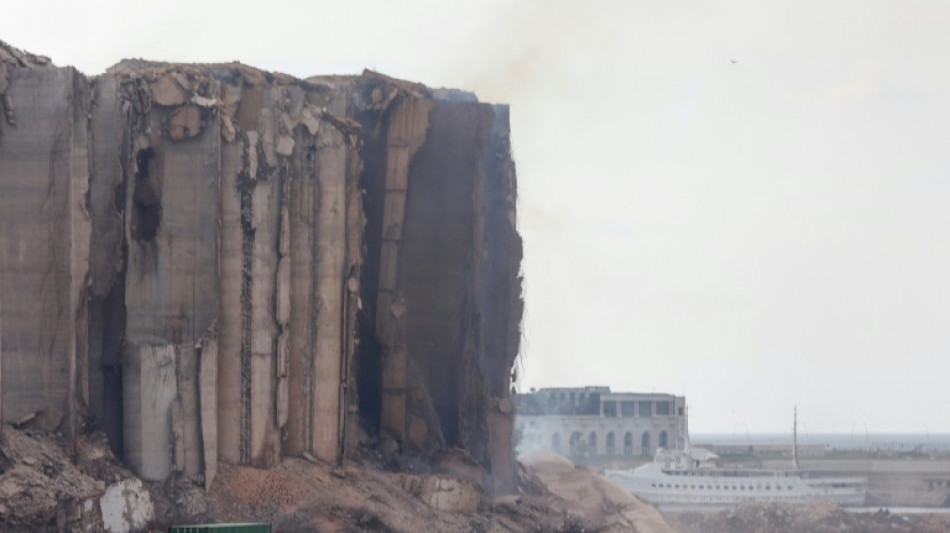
[0,40,524,495]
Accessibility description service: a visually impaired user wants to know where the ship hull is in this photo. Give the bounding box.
[606,464,866,512]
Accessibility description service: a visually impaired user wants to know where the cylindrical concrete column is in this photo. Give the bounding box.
[312,115,348,462]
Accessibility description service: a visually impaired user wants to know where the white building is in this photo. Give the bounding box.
[515,387,686,457]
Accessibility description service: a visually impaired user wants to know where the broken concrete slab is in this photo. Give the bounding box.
[149,75,187,107]
[123,344,177,481]
[99,478,154,533]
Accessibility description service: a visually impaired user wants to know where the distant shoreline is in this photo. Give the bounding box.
[692,433,950,452]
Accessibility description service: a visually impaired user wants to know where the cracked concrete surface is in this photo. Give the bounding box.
[0,39,523,497]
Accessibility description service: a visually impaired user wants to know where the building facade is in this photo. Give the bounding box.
[515,387,686,458]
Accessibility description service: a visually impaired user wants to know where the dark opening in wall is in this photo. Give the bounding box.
[87,243,128,459]
[131,147,160,241]
[113,178,126,213]
[236,168,257,464]
[353,104,388,439]
[397,102,479,447]
[355,312,382,437]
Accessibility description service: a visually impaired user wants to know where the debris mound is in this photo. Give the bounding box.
[669,502,950,533]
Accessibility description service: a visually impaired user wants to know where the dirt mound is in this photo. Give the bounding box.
[521,451,677,533]
[1,426,679,532]
[204,457,576,532]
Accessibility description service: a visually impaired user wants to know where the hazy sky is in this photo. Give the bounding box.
[4,1,949,433]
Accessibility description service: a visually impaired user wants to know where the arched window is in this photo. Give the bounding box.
[588,432,598,456]
[641,431,651,456]
[569,431,584,456]
[659,430,668,449]
[606,432,616,455]
[552,432,561,453]
[624,432,634,456]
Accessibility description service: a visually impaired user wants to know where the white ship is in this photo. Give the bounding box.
[605,408,867,511]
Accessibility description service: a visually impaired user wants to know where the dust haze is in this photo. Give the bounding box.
[3,0,949,433]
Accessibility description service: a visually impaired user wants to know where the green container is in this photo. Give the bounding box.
[169,524,270,533]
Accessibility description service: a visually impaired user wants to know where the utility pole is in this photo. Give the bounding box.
[793,406,800,470]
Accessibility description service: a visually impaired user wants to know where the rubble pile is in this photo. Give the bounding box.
[1,425,673,532]
[0,427,150,532]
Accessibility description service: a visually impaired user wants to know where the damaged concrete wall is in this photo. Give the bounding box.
[0,45,89,448]
[0,39,523,494]
[368,94,524,492]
